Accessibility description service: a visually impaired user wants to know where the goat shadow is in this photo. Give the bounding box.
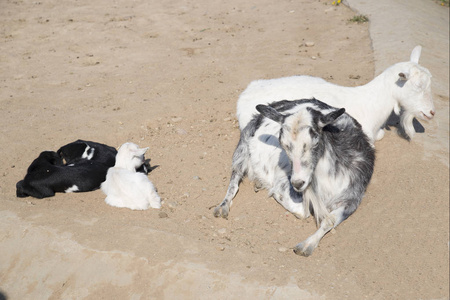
[258,134,293,172]
[0,289,7,300]
[384,111,424,140]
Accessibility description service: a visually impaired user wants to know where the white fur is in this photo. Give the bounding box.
[65,184,79,193]
[81,145,95,160]
[101,142,161,210]
[237,46,434,142]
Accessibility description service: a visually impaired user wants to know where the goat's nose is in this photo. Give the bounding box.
[292,180,305,191]
[430,110,435,116]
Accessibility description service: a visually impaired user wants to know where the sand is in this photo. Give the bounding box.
[0,0,448,299]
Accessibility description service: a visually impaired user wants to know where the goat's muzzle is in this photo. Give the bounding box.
[291,179,305,192]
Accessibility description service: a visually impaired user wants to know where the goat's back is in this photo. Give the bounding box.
[237,76,346,130]
[57,139,117,166]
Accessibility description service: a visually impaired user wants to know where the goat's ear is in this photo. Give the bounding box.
[256,105,284,124]
[133,147,149,157]
[319,108,345,128]
[410,45,422,64]
[398,72,409,81]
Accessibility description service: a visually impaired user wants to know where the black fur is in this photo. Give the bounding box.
[16,151,110,198]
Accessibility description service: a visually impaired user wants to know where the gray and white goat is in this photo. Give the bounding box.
[214,99,375,256]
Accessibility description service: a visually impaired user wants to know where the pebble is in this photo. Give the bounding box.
[305,41,315,47]
[278,247,289,253]
[171,116,183,123]
[176,128,187,135]
[217,228,227,235]
[167,201,178,209]
[158,212,169,218]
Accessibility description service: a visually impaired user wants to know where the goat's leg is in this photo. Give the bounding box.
[253,179,264,193]
[213,138,248,219]
[293,206,345,257]
[16,181,55,199]
[375,128,385,141]
[213,169,242,218]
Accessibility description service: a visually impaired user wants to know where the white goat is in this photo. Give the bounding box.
[237,46,435,143]
[101,142,161,210]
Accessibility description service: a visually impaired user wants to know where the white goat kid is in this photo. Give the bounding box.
[237,46,434,143]
[101,142,161,210]
[214,99,375,256]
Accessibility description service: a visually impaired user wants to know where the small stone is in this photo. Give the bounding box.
[158,212,169,218]
[193,176,201,180]
[217,228,227,234]
[217,246,225,251]
[278,247,289,253]
[171,116,183,123]
[176,128,187,135]
[311,56,317,60]
[167,201,178,208]
[305,41,315,47]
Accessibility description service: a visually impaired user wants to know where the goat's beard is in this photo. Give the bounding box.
[400,112,416,140]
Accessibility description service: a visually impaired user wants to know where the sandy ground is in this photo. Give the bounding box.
[0,0,448,299]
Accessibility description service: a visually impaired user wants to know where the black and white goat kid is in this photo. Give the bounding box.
[214,99,375,256]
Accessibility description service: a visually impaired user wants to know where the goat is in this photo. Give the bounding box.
[101,142,161,210]
[16,151,111,198]
[16,140,153,199]
[236,46,434,143]
[214,99,375,256]
[57,139,151,174]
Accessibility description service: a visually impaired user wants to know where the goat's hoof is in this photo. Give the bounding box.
[376,129,385,141]
[213,205,229,219]
[293,242,315,257]
[253,182,263,193]
[292,211,309,219]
